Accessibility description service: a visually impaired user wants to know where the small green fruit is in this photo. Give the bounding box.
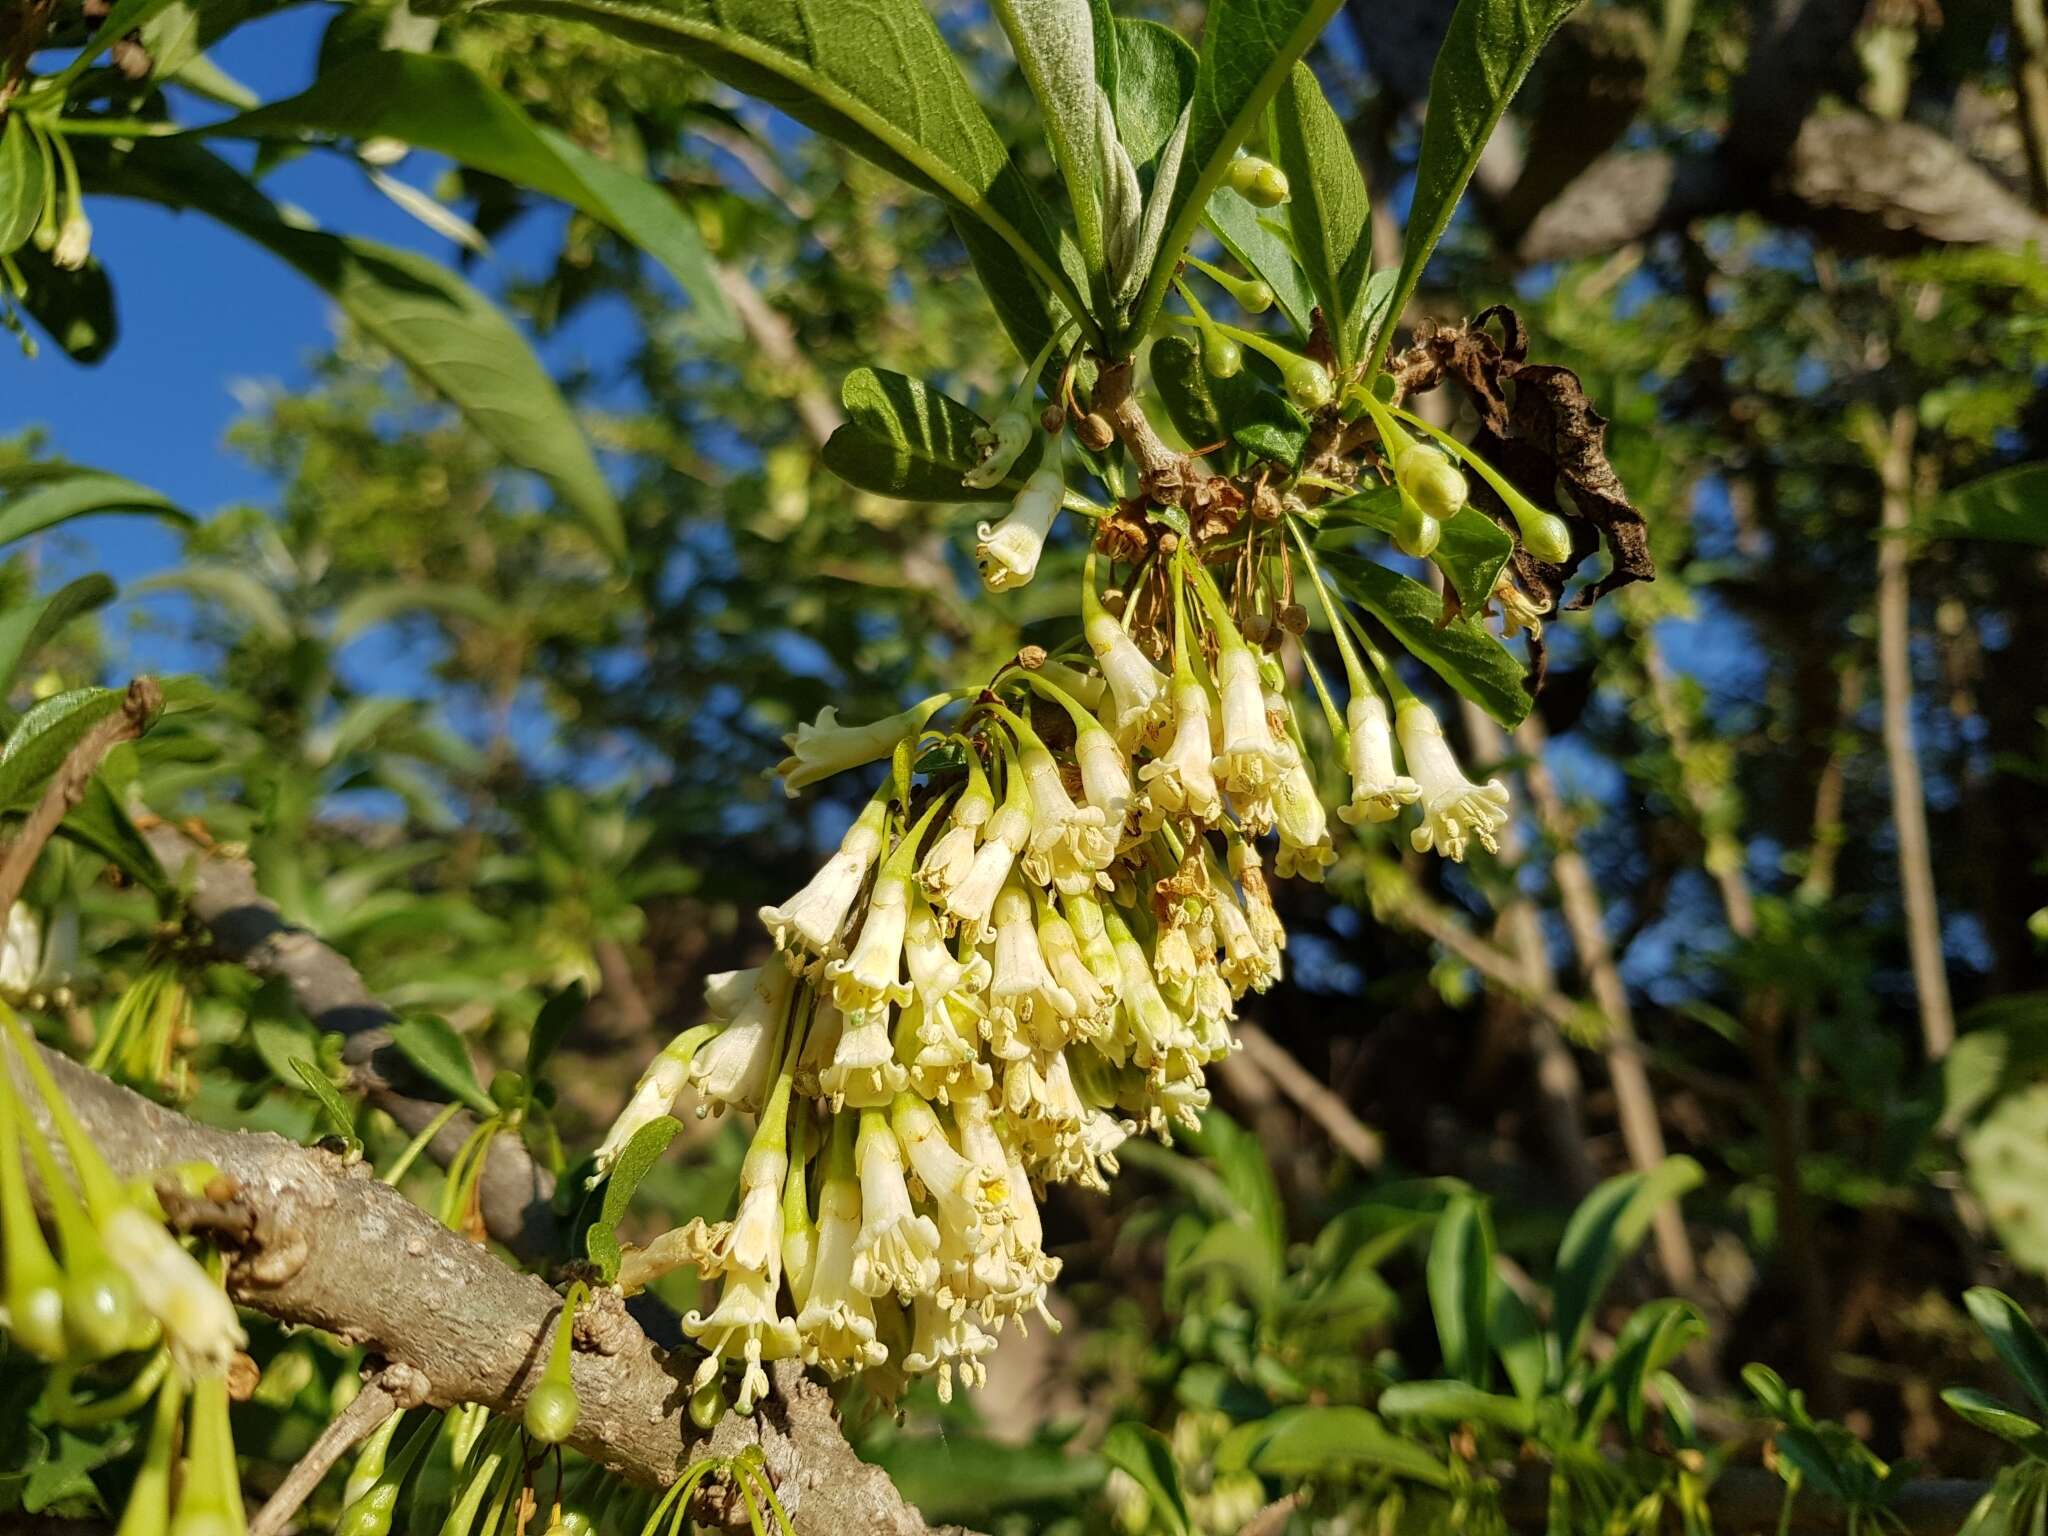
[1227,155,1290,207]
[524,1379,579,1445]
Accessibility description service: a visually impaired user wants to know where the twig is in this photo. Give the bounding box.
[140,822,559,1261]
[711,264,843,450]
[1870,404,1955,1059]
[246,1370,415,1536]
[0,678,161,919]
[1091,354,1181,478]
[1232,1023,1383,1169]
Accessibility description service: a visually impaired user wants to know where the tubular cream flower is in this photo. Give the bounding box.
[851,1108,941,1300]
[988,879,1077,1055]
[716,1122,791,1277]
[591,1021,716,1179]
[892,1091,1009,1239]
[1084,566,1169,750]
[1207,869,1278,996]
[1212,643,1281,797]
[688,965,796,1115]
[1000,716,1110,894]
[681,1265,799,1414]
[975,438,1065,591]
[1338,688,1419,825]
[1395,698,1510,862]
[773,692,954,799]
[1035,898,1111,1034]
[1061,890,1124,997]
[1272,749,1336,882]
[962,409,1033,490]
[825,806,932,1018]
[99,1206,245,1377]
[1029,673,1132,840]
[903,1293,997,1403]
[759,792,890,966]
[941,746,1033,941]
[1100,904,1198,1074]
[797,1122,889,1377]
[819,1007,908,1109]
[917,751,994,902]
[1140,676,1223,827]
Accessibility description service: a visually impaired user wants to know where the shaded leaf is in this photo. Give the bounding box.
[206,51,736,337]
[14,245,118,364]
[527,981,584,1076]
[1377,1380,1536,1435]
[822,367,1040,502]
[1205,184,1315,338]
[289,1055,357,1138]
[1427,1193,1494,1389]
[59,778,168,897]
[1548,1157,1702,1383]
[0,576,115,700]
[1941,1388,2045,1447]
[0,115,46,255]
[388,1015,496,1116]
[1316,546,1534,727]
[1922,465,2048,545]
[870,1434,1105,1524]
[586,1115,682,1281]
[1966,1288,2048,1419]
[1224,1405,1452,1487]
[1100,1424,1189,1536]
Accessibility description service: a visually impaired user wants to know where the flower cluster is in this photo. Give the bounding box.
[597,516,1514,1407]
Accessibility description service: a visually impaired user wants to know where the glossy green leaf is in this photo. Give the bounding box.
[88,139,625,563]
[1942,1388,2045,1447]
[1100,1424,1189,1536]
[526,981,585,1077]
[1548,1156,1703,1384]
[586,1116,682,1281]
[289,1055,357,1138]
[1921,465,2048,545]
[1204,185,1316,338]
[1316,545,1534,727]
[1111,19,1196,170]
[1184,1108,1286,1273]
[1967,1288,2048,1419]
[1377,1380,1536,1435]
[388,1015,497,1116]
[1368,0,1580,375]
[0,470,190,549]
[480,0,1089,344]
[1270,61,1371,364]
[0,687,128,811]
[822,367,1040,502]
[1150,335,1228,459]
[0,576,115,699]
[1490,1274,1546,1404]
[204,51,736,338]
[1593,1298,1706,1442]
[1427,1194,1494,1389]
[59,778,169,897]
[1224,1405,1452,1487]
[1129,0,1345,343]
[0,115,46,255]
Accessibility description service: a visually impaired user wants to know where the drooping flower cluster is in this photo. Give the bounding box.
[597,514,1515,1407]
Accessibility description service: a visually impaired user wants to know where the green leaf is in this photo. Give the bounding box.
[289,1055,357,1138]
[1377,1380,1536,1436]
[1099,1424,1189,1536]
[1489,1274,1546,1404]
[1183,1108,1285,1273]
[1318,488,1515,618]
[1316,546,1534,727]
[1111,19,1196,170]
[0,470,190,548]
[130,566,292,646]
[586,1115,682,1282]
[991,0,1109,282]
[1591,1298,1707,1442]
[1150,335,1228,458]
[87,139,625,564]
[870,1435,1106,1524]
[821,367,1040,503]
[1204,185,1316,339]
[0,115,46,255]
[1547,1156,1703,1384]
[1128,0,1345,343]
[527,981,584,1076]
[1269,62,1371,365]
[203,52,736,338]
[388,1015,497,1116]
[1152,332,1312,470]
[1427,1194,1494,1389]
[1966,1288,2048,1419]
[1963,1083,2048,1278]
[0,687,128,810]
[0,576,115,699]
[1942,1388,2046,1447]
[59,777,168,897]
[483,0,1091,346]
[1223,1405,1452,1487]
[1368,0,1580,376]
[13,244,118,364]
[1921,465,2048,545]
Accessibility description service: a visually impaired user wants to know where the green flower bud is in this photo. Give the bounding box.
[343,1410,400,1509]
[114,1375,184,1536]
[1395,497,1442,560]
[64,1258,142,1360]
[1185,255,1273,314]
[1278,354,1333,412]
[1199,323,1241,379]
[488,1071,527,1114]
[688,1375,727,1430]
[169,1375,244,1536]
[332,1484,398,1536]
[0,1047,67,1361]
[523,1380,578,1445]
[1226,155,1290,207]
[1397,445,1470,520]
[1517,508,1573,564]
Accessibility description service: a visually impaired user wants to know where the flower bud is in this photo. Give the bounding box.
[1074,412,1115,452]
[343,1411,400,1509]
[688,1375,728,1429]
[1199,321,1242,379]
[1517,507,1573,564]
[1226,155,1290,207]
[1277,353,1332,412]
[1396,444,1469,520]
[962,410,1032,490]
[524,1284,584,1444]
[1394,496,1441,560]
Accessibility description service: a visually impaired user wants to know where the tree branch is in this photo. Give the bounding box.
[1231,1022,1384,1170]
[11,1044,971,1535]
[0,678,161,919]
[247,1369,418,1536]
[140,823,559,1262]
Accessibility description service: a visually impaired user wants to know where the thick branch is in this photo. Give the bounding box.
[141,823,559,1261]
[247,1371,411,1536]
[0,679,161,918]
[13,1045,966,1535]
